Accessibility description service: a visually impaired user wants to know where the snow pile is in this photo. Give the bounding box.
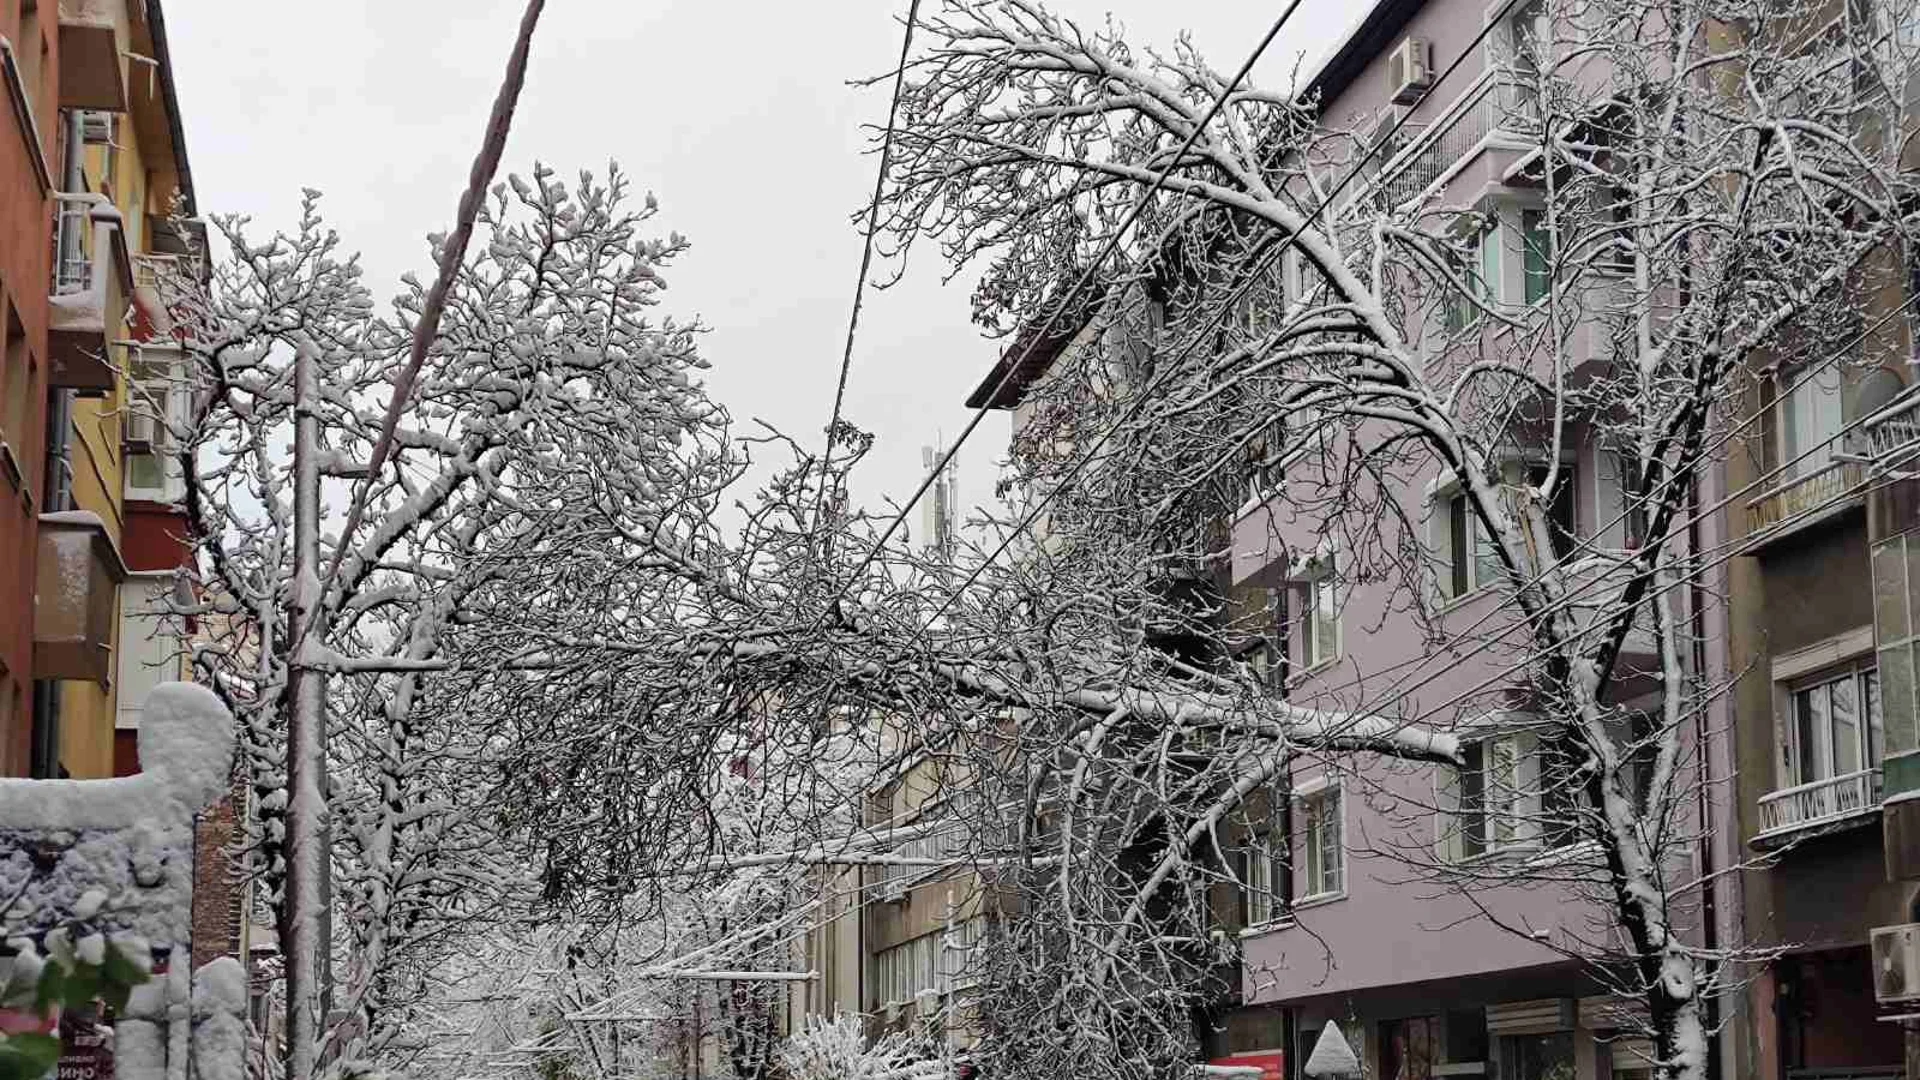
[191,959,248,1080]
[0,683,233,951]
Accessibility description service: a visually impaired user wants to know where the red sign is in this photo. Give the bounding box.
[1209,1052,1285,1079]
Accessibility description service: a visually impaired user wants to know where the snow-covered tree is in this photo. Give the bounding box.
[172,165,731,1078]
[856,1,1920,1078]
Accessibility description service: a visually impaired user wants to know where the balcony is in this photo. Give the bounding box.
[1743,458,1867,540]
[47,193,132,392]
[1864,388,1920,464]
[1361,71,1540,211]
[55,1,126,111]
[1755,768,1881,842]
[34,509,128,684]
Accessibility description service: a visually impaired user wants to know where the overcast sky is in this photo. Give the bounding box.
[166,0,1354,533]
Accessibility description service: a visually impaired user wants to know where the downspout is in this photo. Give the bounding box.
[1687,468,1720,1080]
[29,108,86,779]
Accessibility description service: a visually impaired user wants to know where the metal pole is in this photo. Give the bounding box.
[284,344,327,1080]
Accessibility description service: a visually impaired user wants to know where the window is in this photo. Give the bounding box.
[1499,1032,1574,1080]
[126,351,190,501]
[1381,1016,1438,1080]
[2,305,32,478]
[1301,557,1341,669]
[872,919,983,1008]
[1787,665,1882,786]
[1521,209,1554,306]
[116,578,184,732]
[1777,362,1843,481]
[1251,589,1289,691]
[1450,736,1523,859]
[1444,224,1499,334]
[1500,0,1550,72]
[1301,784,1344,899]
[1436,467,1573,601]
[1246,415,1287,503]
[1440,491,1503,599]
[1240,829,1288,927]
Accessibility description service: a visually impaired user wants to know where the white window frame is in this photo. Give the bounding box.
[1242,829,1286,927]
[116,573,185,731]
[1300,554,1341,671]
[124,346,191,503]
[1783,662,1881,788]
[1297,776,1346,903]
[1440,721,1544,863]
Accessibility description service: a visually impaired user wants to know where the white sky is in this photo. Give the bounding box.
[165,0,1354,532]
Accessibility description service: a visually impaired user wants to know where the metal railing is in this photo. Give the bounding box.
[1756,767,1880,837]
[51,196,95,295]
[1363,72,1541,210]
[1864,389,1920,463]
[1744,457,1867,534]
[132,253,181,289]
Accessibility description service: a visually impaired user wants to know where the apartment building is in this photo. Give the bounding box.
[1724,12,1920,1079]
[4,0,237,986]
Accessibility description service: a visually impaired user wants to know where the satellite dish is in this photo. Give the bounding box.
[1857,366,1909,418]
[1304,1020,1362,1078]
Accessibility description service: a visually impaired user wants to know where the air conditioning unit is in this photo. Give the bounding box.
[123,403,160,455]
[1388,37,1434,105]
[1873,923,1920,1004]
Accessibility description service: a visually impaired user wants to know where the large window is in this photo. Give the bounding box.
[1788,665,1882,786]
[872,918,984,1009]
[1777,362,1843,481]
[1301,783,1345,899]
[1441,722,1608,861]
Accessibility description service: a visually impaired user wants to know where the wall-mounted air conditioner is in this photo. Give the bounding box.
[1388,37,1434,105]
[1873,924,1920,1003]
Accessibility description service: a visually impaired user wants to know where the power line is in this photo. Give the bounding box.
[815,0,924,519]
[920,0,1523,631]
[810,2,1309,621]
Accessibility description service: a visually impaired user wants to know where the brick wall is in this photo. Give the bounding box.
[190,777,245,968]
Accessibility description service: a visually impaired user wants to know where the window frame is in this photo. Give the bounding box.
[1774,360,1844,483]
[1300,554,1342,671]
[1298,779,1346,902]
[1785,662,1882,787]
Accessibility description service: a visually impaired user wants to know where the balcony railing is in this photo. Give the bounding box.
[1756,768,1881,838]
[1744,458,1867,535]
[1362,72,1541,210]
[1864,388,1920,463]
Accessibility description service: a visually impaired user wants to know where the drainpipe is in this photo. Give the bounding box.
[1686,470,1721,1080]
[28,109,86,779]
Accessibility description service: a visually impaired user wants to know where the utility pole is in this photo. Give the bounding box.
[285,343,328,1080]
